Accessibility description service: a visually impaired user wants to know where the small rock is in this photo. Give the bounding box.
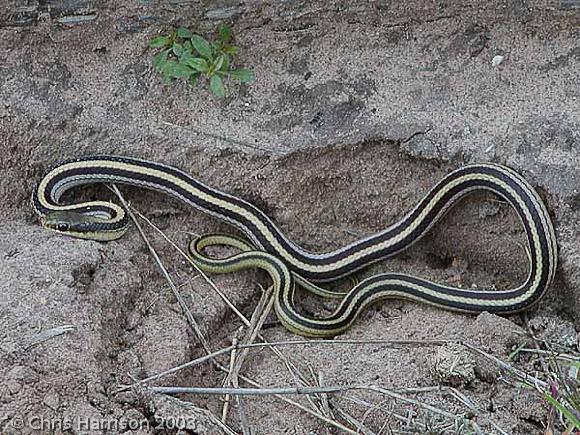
[116,391,138,406]
[474,356,500,383]
[478,201,501,218]
[7,365,37,384]
[492,55,505,67]
[57,14,97,24]
[6,380,22,395]
[430,342,476,387]
[205,6,243,20]
[43,392,60,410]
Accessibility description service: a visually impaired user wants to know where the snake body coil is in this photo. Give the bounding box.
[33,155,557,337]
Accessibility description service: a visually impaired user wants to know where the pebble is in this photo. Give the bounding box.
[492,55,505,67]
[57,14,97,24]
[6,380,22,395]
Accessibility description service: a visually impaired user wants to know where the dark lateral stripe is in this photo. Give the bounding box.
[44,158,497,268]
[284,280,529,333]
[35,156,556,336]
[41,160,551,287]
[44,164,270,243]
[68,156,284,248]
[296,176,544,280]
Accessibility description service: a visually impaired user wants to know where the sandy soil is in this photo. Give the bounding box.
[1,1,579,434]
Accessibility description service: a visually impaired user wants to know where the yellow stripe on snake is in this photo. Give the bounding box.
[33,156,557,337]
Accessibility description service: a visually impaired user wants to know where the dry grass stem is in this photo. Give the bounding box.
[148,384,367,396]
[129,206,253,327]
[222,287,274,432]
[118,338,456,393]
[111,192,539,435]
[366,386,466,421]
[315,369,334,418]
[332,405,377,435]
[224,286,274,387]
[221,331,241,424]
[219,365,360,435]
[161,120,282,155]
[111,185,212,355]
[344,395,410,425]
[462,341,549,389]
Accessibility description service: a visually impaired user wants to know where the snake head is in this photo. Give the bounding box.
[41,211,119,240]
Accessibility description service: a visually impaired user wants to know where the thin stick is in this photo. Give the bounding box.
[332,405,377,435]
[462,342,549,389]
[116,345,236,393]
[111,185,212,356]
[357,398,397,434]
[224,286,274,388]
[235,394,251,435]
[149,385,365,396]
[149,382,479,431]
[130,207,252,328]
[366,386,464,421]
[517,349,580,362]
[221,332,240,424]
[161,120,283,155]
[218,365,359,435]
[315,369,333,418]
[117,338,448,393]
[344,395,409,424]
[222,288,273,434]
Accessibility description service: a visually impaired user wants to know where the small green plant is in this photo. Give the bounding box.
[149,24,254,97]
[543,363,580,434]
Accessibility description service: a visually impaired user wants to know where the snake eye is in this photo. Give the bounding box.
[56,223,70,232]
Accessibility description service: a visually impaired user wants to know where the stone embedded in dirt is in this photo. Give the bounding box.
[429,342,476,387]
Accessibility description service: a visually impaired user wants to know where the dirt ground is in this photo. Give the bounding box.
[1,1,579,434]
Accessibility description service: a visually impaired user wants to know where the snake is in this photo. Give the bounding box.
[33,155,557,337]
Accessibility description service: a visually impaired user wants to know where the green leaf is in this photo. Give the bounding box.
[211,41,220,52]
[211,55,225,74]
[219,54,230,72]
[543,393,580,429]
[229,69,255,83]
[183,40,193,52]
[150,36,170,48]
[153,49,170,71]
[172,42,184,57]
[179,49,193,64]
[191,35,213,59]
[210,74,225,98]
[218,24,232,43]
[184,57,209,72]
[223,45,239,56]
[161,60,193,79]
[176,27,192,38]
[189,72,200,87]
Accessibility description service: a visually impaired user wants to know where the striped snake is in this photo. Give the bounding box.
[33,155,557,337]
